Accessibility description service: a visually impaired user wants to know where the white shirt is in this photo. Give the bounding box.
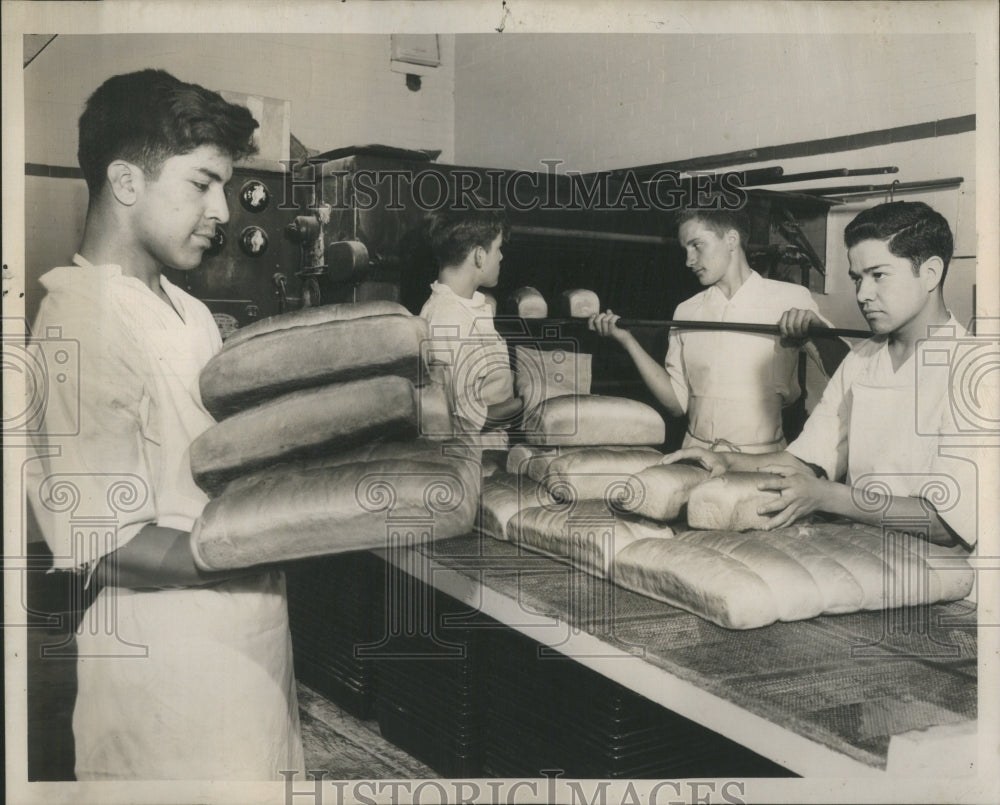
[28,258,220,566]
[420,281,514,432]
[788,317,981,547]
[26,257,303,779]
[665,270,826,451]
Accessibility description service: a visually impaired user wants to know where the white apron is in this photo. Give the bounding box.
[74,573,304,780]
[35,260,305,780]
[679,329,788,453]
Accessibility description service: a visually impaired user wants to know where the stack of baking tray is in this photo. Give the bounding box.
[484,627,792,778]
[284,550,385,720]
[374,582,492,778]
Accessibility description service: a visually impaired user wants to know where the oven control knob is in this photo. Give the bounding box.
[240,226,269,256]
[239,179,271,213]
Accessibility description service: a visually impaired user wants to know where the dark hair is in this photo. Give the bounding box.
[426,203,509,268]
[675,206,752,250]
[78,69,259,196]
[844,201,954,282]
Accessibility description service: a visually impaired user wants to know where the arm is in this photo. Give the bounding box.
[663,448,962,548]
[661,445,812,476]
[755,469,962,548]
[589,311,684,417]
[93,523,244,590]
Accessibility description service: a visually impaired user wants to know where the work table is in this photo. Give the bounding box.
[373,532,977,777]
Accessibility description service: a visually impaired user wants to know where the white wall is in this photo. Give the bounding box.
[452,32,977,335]
[22,33,978,332]
[453,33,974,172]
[24,34,456,167]
[707,133,977,332]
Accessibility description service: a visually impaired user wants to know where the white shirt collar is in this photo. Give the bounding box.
[430,281,489,309]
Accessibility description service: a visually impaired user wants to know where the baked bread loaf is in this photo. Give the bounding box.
[191,456,479,571]
[222,300,410,351]
[218,439,480,498]
[190,375,421,495]
[616,463,710,522]
[613,522,974,629]
[523,394,665,446]
[477,472,550,542]
[506,445,582,478]
[514,500,674,578]
[686,472,783,531]
[509,286,548,319]
[558,289,601,319]
[614,537,780,629]
[201,313,428,418]
[540,446,664,503]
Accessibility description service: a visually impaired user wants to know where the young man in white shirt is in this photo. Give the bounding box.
[27,69,303,779]
[665,200,979,550]
[419,205,522,433]
[589,206,847,452]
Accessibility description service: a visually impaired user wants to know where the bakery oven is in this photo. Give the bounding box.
[163,166,306,339]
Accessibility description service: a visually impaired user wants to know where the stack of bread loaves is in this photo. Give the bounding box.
[189,301,480,571]
[478,393,674,578]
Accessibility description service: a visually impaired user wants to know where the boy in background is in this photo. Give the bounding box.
[420,204,522,434]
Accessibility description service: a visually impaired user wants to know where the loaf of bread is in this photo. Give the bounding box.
[616,463,710,522]
[201,313,428,418]
[218,438,480,499]
[191,456,480,571]
[613,522,974,629]
[686,472,783,531]
[222,300,410,352]
[509,286,548,319]
[514,500,674,578]
[190,375,421,495]
[558,289,601,319]
[540,446,664,503]
[614,537,780,629]
[477,471,550,542]
[523,394,665,446]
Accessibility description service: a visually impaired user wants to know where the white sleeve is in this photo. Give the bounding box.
[25,300,158,571]
[786,352,855,480]
[664,319,689,413]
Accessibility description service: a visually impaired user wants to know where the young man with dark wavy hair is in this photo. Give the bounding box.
[27,69,304,780]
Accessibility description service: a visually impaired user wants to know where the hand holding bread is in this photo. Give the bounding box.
[754,464,833,528]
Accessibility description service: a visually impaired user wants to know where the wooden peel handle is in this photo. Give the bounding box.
[530,317,871,340]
